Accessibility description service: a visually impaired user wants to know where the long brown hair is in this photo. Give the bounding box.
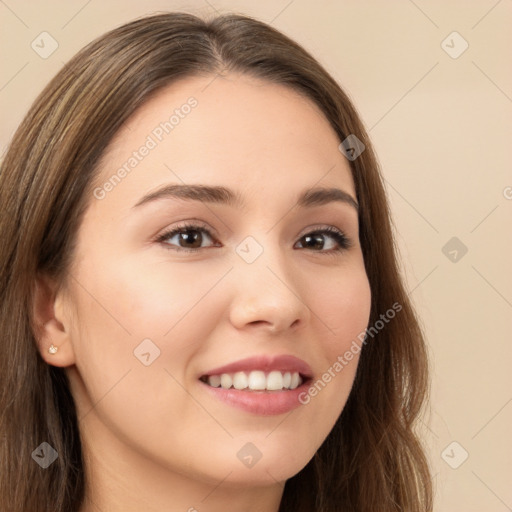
[0,12,432,511]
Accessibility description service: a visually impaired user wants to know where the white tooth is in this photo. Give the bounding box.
[266,371,284,390]
[220,373,233,389]
[290,372,300,390]
[208,375,221,387]
[283,372,292,389]
[233,371,248,390]
[248,370,266,390]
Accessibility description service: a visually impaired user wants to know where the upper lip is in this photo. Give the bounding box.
[201,354,313,379]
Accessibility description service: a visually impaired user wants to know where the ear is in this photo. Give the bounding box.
[33,273,76,367]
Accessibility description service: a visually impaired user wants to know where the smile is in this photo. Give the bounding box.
[198,354,313,415]
[200,370,303,391]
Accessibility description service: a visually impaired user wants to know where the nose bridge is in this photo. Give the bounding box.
[228,232,308,331]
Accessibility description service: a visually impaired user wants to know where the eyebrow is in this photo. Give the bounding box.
[132,184,359,211]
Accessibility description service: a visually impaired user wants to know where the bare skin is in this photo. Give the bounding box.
[34,73,371,512]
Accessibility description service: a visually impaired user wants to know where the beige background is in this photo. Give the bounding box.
[1,1,511,510]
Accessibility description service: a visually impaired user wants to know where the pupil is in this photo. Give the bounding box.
[304,234,323,250]
[181,230,202,248]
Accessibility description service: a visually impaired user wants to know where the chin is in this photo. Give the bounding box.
[225,441,315,486]
[220,460,308,488]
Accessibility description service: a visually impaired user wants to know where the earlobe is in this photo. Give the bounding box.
[33,274,76,367]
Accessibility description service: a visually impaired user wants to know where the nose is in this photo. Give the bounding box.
[228,244,310,335]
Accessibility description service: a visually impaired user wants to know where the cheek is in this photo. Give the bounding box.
[67,253,211,399]
[311,263,372,352]
[295,265,371,421]
[67,257,229,461]
[74,249,228,340]
[68,254,233,426]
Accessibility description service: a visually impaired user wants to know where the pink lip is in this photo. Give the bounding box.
[199,354,313,416]
[200,382,310,416]
[200,354,313,378]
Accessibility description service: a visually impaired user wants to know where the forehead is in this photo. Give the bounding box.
[94,73,355,207]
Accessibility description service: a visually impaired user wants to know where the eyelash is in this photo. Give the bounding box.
[155,222,352,255]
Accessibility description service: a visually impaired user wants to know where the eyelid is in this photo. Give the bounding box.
[295,224,352,252]
[154,220,218,247]
[155,221,352,253]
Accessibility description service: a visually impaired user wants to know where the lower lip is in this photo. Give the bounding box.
[199,380,310,416]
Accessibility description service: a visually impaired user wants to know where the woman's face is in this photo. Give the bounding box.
[61,73,371,487]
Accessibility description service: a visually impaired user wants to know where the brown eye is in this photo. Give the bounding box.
[295,227,350,252]
[158,223,218,252]
[157,223,350,254]
[172,229,204,249]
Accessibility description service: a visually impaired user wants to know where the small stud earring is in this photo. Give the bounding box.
[48,344,58,355]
